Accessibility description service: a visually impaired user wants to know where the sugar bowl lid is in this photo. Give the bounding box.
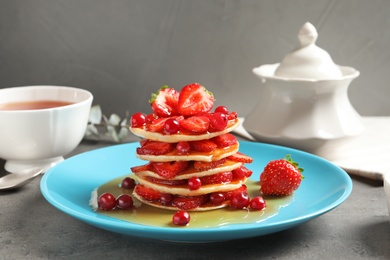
[274,22,343,80]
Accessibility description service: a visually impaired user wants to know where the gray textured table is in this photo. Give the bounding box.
[1,140,389,260]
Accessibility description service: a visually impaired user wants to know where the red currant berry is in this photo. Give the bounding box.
[164,118,180,135]
[131,112,146,128]
[145,113,157,123]
[160,193,173,205]
[172,210,190,226]
[98,192,116,211]
[188,177,202,190]
[214,105,229,115]
[250,196,266,211]
[176,141,190,155]
[116,194,133,209]
[121,177,136,189]
[230,191,250,209]
[210,112,228,131]
[210,192,225,205]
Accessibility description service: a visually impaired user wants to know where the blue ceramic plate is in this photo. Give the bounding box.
[40,141,352,242]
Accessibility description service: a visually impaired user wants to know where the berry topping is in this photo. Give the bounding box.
[136,141,174,155]
[176,141,191,155]
[130,162,153,173]
[177,83,214,116]
[179,115,210,134]
[134,184,163,201]
[232,166,252,180]
[212,133,237,148]
[260,154,304,196]
[116,194,134,209]
[164,118,180,135]
[172,195,208,210]
[145,177,187,186]
[249,196,266,211]
[230,191,250,209]
[130,112,146,128]
[149,86,179,117]
[121,177,137,189]
[201,171,233,185]
[227,152,254,163]
[189,140,217,153]
[193,158,226,171]
[209,112,228,131]
[209,192,225,205]
[224,185,247,200]
[98,192,116,211]
[214,105,228,114]
[172,210,190,226]
[152,161,189,179]
[188,177,202,190]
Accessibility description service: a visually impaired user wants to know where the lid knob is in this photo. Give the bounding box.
[274,22,343,80]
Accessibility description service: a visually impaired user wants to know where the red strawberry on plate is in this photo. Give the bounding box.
[130,162,153,173]
[152,161,190,179]
[179,115,210,134]
[172,195,208,210]
[150,86,179,117]
[134,184,162,201]
[177,83,214,116]
[260,154,304,196]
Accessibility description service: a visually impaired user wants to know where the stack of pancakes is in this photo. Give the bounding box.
[130,118,253,211]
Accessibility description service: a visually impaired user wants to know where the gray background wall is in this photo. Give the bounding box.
[0,0,389,118]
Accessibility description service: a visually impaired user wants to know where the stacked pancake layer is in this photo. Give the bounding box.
[130,118,254,211]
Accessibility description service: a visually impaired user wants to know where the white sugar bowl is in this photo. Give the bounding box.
[244,22,365,152]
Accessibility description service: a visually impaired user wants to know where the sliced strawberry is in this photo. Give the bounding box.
[232,165,252,180]
[134,184,162,201]
[193,158,226,171]
[152,161,189,179]
[172,195,209,210]
[179,115,210,134]
[223,185,247,200]
[148,117,169,132]
[145,176,187,186]
[149,86,179,117]
[212,133,237,148]
[130,162,153,173]
[136,141,174,155]
[201,171,233,185]
[177,83,214,116]
[227,152,254,163]
[189,140,217,153]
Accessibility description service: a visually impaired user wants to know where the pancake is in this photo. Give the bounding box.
[131,118,240,143]
[137,176,247,196]
[136,143,239,162]
[132,192,230,211]
[134,160,242,180]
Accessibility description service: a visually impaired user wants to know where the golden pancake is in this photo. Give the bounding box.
[136,143,239,162]
[134,160,242,180]
[137,176,247,196]
[132,192,230,211]
[131,118,240,143]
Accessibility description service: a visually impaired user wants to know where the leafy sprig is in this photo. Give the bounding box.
[84,105,131,143]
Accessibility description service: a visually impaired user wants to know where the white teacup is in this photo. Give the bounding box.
[0,85,93,173]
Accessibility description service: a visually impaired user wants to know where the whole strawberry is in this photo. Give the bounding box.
[260,155,303,196]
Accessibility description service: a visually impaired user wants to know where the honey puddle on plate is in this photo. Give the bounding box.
[93,175,294,228]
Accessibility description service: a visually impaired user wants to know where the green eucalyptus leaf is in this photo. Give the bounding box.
[89,105,102,124]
